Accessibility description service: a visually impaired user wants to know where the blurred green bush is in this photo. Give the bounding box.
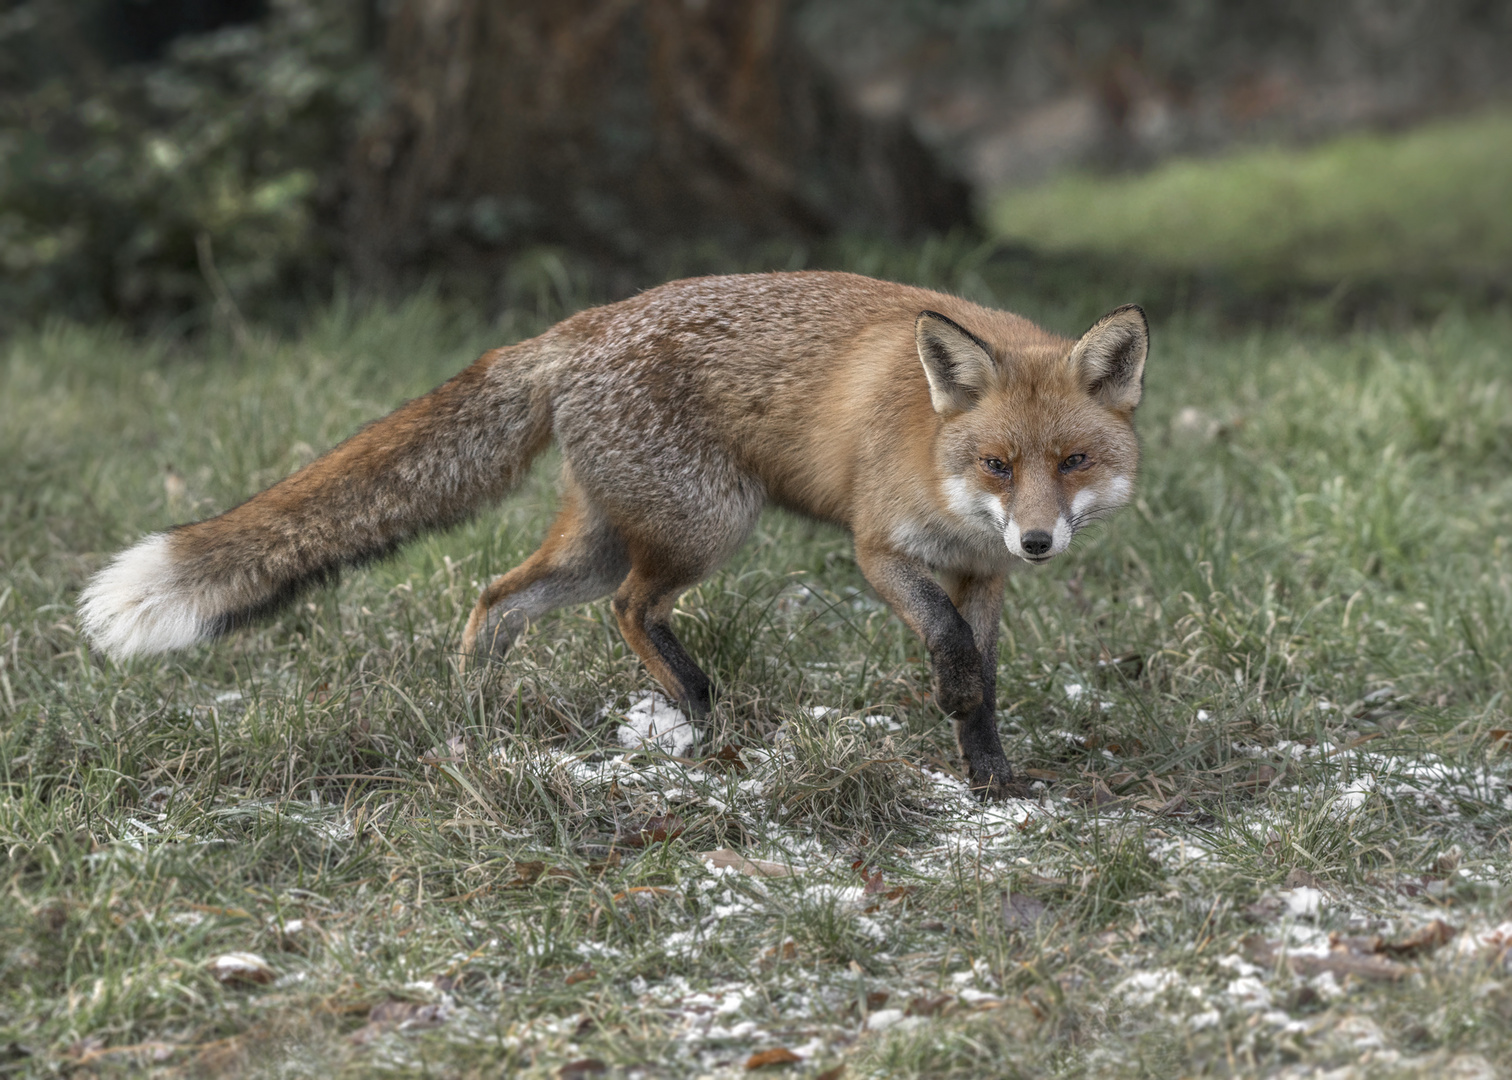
[0,0,374,328]
[991,111,1512,296]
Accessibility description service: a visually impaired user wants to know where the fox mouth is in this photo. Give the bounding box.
[1020,554,1053,565]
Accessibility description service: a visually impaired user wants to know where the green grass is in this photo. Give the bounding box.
[991,109,1512,292]
[4,266,1512,1077]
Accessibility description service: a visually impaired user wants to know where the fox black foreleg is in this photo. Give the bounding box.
[857,545,1017,799]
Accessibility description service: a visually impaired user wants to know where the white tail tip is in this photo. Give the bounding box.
[78,533,212,659]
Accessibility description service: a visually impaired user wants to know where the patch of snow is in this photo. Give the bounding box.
[1112,968,1183,1006]
[615,693,698,757]
[1280,887,1324,918]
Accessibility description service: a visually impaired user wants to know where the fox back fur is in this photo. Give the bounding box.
[80,271,1148,797]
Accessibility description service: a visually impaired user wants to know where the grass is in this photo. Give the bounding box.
[991,109,1512,296]
[4,248,1512,1075]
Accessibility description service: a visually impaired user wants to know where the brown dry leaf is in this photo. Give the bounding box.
[506,861,547,888]
[1292,952,1411,982]
[615,813,686,848]
[702,744,748,772]
[587,851,624,875]
[859,865,886,895]
[1284,868,1321,889]
[813,1068,846,1080]
[418,736,467,766]
[1242,896,1285,924]
[611,885,677,911]
[906,994,952,1017]
[349,1000,447,1045]
[1022,768,1059,782]
[565,966,597,986]
[1091,780,1119,806]
[207,953,275,986]
[759,940,799,967]
[1236,764,1278,790]
[559,1059,608,1078]
[745,1047,803,1069]
[1380,919,1456,957]
[1002,893,1051,931]
[700,848,797,878]
[1241,934,1413,982]
[865,990,890,1010]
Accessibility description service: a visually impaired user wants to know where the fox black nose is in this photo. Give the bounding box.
[1021,530,1053,557]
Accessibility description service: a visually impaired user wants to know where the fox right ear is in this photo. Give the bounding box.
[1070,304,1148,411]
[916,311,996,414]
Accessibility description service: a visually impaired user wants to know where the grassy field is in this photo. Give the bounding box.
[991,109,1512,303]
[4,245,1512,1079]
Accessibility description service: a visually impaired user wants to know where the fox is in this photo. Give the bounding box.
[78,271,1147,798]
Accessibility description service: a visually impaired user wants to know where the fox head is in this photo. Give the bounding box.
[917,305,1147,564]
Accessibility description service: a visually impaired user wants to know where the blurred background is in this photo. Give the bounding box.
[2,0,1510,331]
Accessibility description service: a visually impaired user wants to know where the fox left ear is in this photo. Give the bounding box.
[916,311,997,414]
[1070,304,1148,411]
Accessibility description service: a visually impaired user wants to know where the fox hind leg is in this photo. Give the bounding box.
[461,485,628,666]
[611,560,715,718]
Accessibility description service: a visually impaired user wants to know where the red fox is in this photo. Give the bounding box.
[79,272,1147,798]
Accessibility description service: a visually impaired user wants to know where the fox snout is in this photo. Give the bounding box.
[1003,512,1070,563]
[1020,530,1053,557]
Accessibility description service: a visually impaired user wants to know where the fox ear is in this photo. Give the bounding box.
[1070,304,1148,411]
[916,311,996,414]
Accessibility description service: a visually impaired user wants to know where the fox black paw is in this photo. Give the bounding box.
[966,756,1024,801]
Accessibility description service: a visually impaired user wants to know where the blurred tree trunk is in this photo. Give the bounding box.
[346,0,970,285]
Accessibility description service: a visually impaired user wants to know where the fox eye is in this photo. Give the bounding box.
[1059,453,1088,473]
[980,457,1011,478]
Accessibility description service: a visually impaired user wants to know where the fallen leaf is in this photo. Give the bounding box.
[865,990,889,1010]
[1242,896,1285,924]
[700,848,797,878]
[759,940,799,967]
[1001,893,1051,931]
[1022,768,1059,782]
[906,994,952,1017]
[558,1059,608,1077]
[859,865,886,895]
[587,851,623,875]
[418,736,467,766]
[745,1047,803,1069]
[615,813,686,848]
[207,952,275,986]
[1380,919,1457,957]
[506,861,547,887]
[1284,868,1321,889]
[1291,952,1411,982]
[1241,934,1413,982]
[349,1000,447,1044]
[702,744,748,772]
[1236,764,1278,790]
[612,885,676,906]
[565,966,597,986]
[814,1068,846,1080]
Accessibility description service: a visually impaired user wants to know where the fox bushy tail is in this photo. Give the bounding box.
[79,346,555,660]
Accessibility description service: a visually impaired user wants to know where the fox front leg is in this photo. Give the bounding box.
[856,544,1017,799]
